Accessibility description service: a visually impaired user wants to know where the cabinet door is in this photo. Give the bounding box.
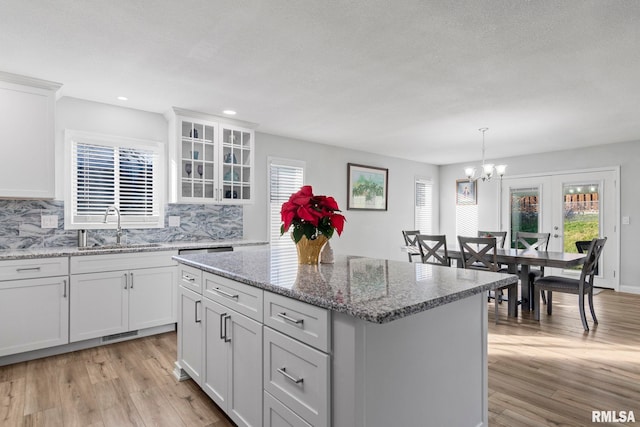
[129,266,177,330]
[220,125,253,204]
[178,286,203,384]
[228,311,263,427]
[177,118,219,203]
[70,271,129,342]
[202,298,229,408]
[0,276,69,356]
[0,76,59,198]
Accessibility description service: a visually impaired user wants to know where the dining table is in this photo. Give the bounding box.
[402,244,588,315]
[446,247,587,313]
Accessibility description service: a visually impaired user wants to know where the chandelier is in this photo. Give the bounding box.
[464,127,507,181]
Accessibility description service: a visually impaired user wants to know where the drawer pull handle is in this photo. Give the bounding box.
[124,273,128,290]
[277,367,304,384]
[183,275,195,282]
[63,279,67,298]
[130,272,134,289]
[215,287,239,299]
[16,267,41,272]
[277,312,304,325]
[224,314,231,343]
[195,300,202,323]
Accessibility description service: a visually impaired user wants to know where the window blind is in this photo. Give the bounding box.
[68,133,162,228]
[268,159,305,285]
[415,179,433,234]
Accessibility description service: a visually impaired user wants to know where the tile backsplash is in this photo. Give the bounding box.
[0,200,242,249]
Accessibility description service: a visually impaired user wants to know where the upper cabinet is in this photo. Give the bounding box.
[167,108,256,204]
[0,72,62,199]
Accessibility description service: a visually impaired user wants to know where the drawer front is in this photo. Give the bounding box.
[264,391,312,427]
[179,264,203,294]
[204,272,263,322]
[264,327,329,427]
[0,257,68,281]
[264,292,330,352]
[70,250,177,274]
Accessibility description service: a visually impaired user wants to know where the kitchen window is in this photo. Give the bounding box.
[268,157,305,247]
[64,130,164,229]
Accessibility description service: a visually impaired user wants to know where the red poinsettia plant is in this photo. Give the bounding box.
[280,185,346,243]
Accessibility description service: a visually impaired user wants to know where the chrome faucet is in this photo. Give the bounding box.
[103,206,122,244]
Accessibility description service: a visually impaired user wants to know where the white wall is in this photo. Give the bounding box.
[243,132,439,261]
[439,140,640,294]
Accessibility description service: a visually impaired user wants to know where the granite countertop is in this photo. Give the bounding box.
[173,247,519,324]
[0,240,268,260]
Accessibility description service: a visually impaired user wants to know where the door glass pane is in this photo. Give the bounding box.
[510,188,540,248]
[563,183,600,253]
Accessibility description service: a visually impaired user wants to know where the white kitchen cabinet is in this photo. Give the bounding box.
[167,108,256,204]
[0,275,69,357]
[202,297,263,427]
[0,72,61,199]
[178,285,203,384]
[70,251,177,343]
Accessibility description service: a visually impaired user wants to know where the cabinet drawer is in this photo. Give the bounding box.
[264,328,329,427]
[264,292,330,352]
[264,391,312,427]
[204,272,263,322]
[71,251,177,274]
[0,257,68,281]
[179,264,203,294]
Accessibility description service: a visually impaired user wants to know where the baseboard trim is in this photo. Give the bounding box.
[618,285,640,295]
[0,323,176,367]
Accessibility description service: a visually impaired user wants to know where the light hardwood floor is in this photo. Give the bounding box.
[1,290,639,426]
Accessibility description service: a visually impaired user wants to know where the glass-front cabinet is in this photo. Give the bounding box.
[169,108,255,204]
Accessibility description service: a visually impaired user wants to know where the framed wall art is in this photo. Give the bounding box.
[347,163,388,210]
[456,179,477,205]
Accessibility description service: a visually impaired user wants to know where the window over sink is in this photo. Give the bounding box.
[64,130,165,229]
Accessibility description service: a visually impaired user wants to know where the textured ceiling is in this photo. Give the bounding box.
[2,0,639,165]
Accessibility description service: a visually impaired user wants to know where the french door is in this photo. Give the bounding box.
[500,168,619,289]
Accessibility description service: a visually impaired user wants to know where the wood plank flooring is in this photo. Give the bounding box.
[1,289,639,426]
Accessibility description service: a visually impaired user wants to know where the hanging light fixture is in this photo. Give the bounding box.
[464,127,507,181]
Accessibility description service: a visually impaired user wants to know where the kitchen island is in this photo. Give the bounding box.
[173,248,518,427]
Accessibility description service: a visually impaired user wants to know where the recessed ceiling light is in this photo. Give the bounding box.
[117,96,128,101]
[223,110,236,115]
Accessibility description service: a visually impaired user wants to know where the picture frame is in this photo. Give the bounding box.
[347,163,388,210]
[456,179,477,205]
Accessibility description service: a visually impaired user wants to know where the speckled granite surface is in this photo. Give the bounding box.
[173,248,519,324]
[0,240,267,260]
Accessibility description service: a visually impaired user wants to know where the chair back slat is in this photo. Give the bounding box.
[478,231,507,248]
[576,240,599,275]
[416,234,450,266]
[402,230,421,262]
[515,232,550,251]
[580,237,607,286]
[458,236,499,272]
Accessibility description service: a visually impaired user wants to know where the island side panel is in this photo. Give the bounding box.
[332,292,488,427]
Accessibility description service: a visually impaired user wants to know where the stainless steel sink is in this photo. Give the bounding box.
[78,243,162,251]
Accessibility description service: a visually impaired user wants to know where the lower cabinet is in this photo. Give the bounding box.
[202,297,263,427]
[70,266,176,342]
[264,391,312,427]
[178,285,203,384]
[0,276,69,357]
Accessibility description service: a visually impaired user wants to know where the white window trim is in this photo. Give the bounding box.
[64,129,165,230]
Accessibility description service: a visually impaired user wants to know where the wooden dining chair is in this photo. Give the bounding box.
[478,231,507,248]
[416,234,450,266]
[515,231,551,306]
[402,230,421,262]
[458,236,517,323]
[533,237,606,331]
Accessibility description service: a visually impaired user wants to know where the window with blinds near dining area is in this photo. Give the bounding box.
[268,158,305,284]
[415,178,433,234]
[64,130,164,229]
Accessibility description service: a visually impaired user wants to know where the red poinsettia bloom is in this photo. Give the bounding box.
[281,185,346,243]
